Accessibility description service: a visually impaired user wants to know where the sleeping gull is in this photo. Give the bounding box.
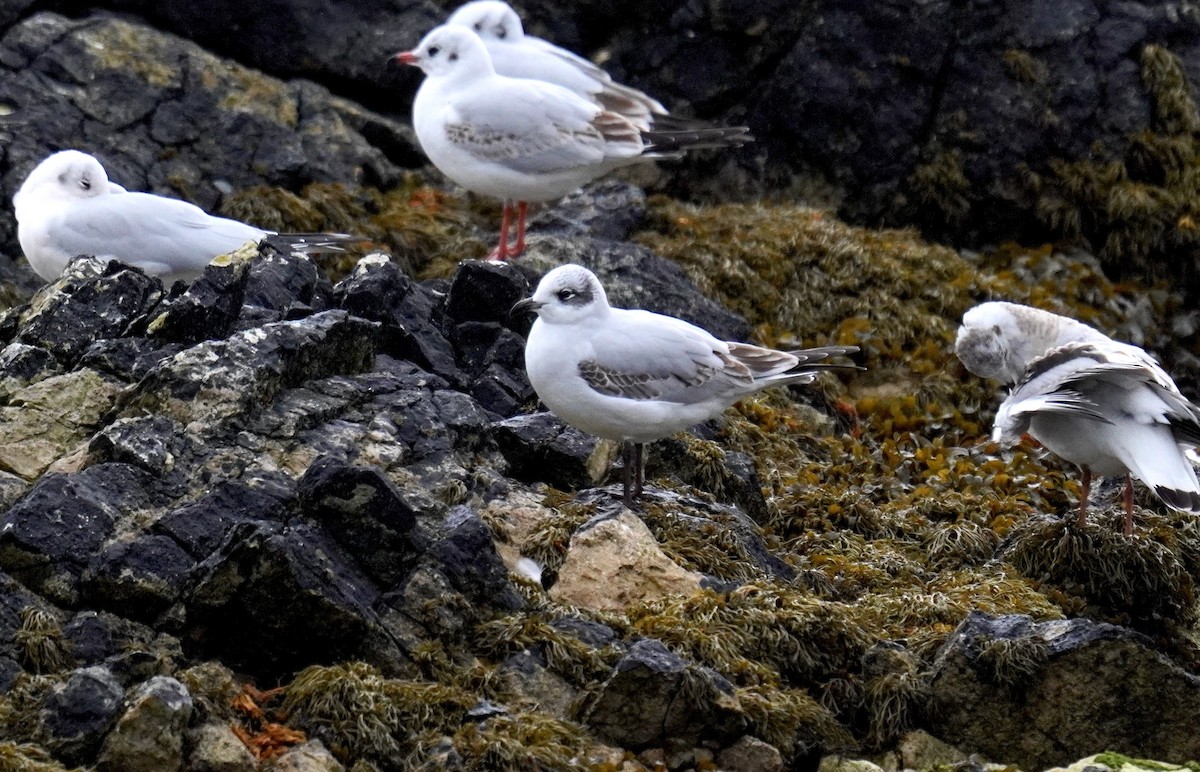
[446,0,669,131]
[395,25,750,261]
[512,263,859,507]
[956,301,1200,535]
[13,150,357,285]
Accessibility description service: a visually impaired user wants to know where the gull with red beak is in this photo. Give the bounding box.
[394,25,750,261]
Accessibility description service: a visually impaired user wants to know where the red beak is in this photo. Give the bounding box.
[394,51,419,66]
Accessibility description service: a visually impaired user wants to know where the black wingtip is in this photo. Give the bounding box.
[1154,486,1200,512]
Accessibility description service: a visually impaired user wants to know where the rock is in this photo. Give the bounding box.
[497,649,579,718]
[237,249,334,325]
[39,665,125,765]
[78,338,185,383]
[83,535,195,623]
[648,437,770,522]
[184,520,401,680]
[429,507,524,611]
[0,342,61,401]
[153,480,292,561]
[0,368,123,479]
[929,612,1200,769]
[63,610,164,669]
[450,321,533,416]
[123,310,378,433]
[89,415,187,477]
[716,735,785,772]
[0,463,162,605]
[816,758,887,772]
[263,739,345,772]
[550,510,704,613]
[15,258,163,364]
[532,180,648,242]
[334,256,464,389]
[444,261,532,328]
[582,638,744,750]
[186,722,258,772]
[895,730,968,769]
[518,237,751,342]
[492,412,608,491]
[146,257,253,345]
[97,675,193,772]
[297,455,422,587]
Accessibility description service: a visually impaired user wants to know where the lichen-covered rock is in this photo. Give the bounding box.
[96,675,193,772]
[582,638,745,750]
[185,722,257,772]
[716,735,785,772]
[929,612,1200,768]
[262,739,345,772]
[549,510,705,612]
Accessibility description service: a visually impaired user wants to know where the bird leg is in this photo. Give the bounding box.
[1123,474,1134,537]
[512,201,529,256]
[634,442,645,499]
[622,440,636,509]
[488,201,514,261]
[1076,466,1092,528]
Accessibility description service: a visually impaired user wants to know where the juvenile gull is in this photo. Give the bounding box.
[512,263,859,507]
[956,301,1200,535]
[446,0,669,130]
[396,26,750,261]
[14,150,357,284]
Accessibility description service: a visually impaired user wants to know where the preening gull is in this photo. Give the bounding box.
[957,301,1200,535]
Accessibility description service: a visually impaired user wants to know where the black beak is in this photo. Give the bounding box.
[509,297,543,318]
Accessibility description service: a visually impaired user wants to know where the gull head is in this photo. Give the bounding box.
[13,149,110,213]
[955,302,1024,384]
[447,1,524,44]
[394,25,494,80]
[511,263,608,324]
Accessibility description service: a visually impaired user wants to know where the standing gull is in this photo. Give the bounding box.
[13,150,356,285]
[512,263,859,507]
[956,301,1200,535]
[396,26,750,261]
[446,0,668,130]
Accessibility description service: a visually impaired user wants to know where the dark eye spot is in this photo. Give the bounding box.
[556,289,575,302]
[79,177,91,190]
[495,27,506,39]
[473,21,483,30]
[449,51,458,61]
[428,45,440,57]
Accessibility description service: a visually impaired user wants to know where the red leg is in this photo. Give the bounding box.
[488,201,513,261]
[1077,466,1092,528]
[1123,475,1134,537]
[512,201,529,257]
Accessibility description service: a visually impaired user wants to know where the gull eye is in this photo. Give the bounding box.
[556,289,575,302]
[79,177,92,190]
[449,51,458,61]
[495,26,506,39]
[428,45,440,57]
[473,21,483,30]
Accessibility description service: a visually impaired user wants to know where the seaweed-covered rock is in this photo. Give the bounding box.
[929,612,1200,768]
[582,638,745,750]
[97,675,193,772]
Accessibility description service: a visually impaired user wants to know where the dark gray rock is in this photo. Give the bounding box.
[429,507,524,612]
[184,520,401,680]
[145,258,252,345]
[444,261,532,329]
[16,258,164,365]
[492,411,602,492]
[519,238,751,343]
[39,665,125,766]
[89,415,187,478]
[297,455,423,588]
[334,255,465,388]
[153,480,292,561]
[78,338,184,383]
[97,675,193,772]
[0,342,62,400]
[452,321,534,416]
[582,638,745,751]
[532,180,648,242]
[83,535,195,623]
[237,249,334,326]
[0,464,162,604]
[929,612,1200,769]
